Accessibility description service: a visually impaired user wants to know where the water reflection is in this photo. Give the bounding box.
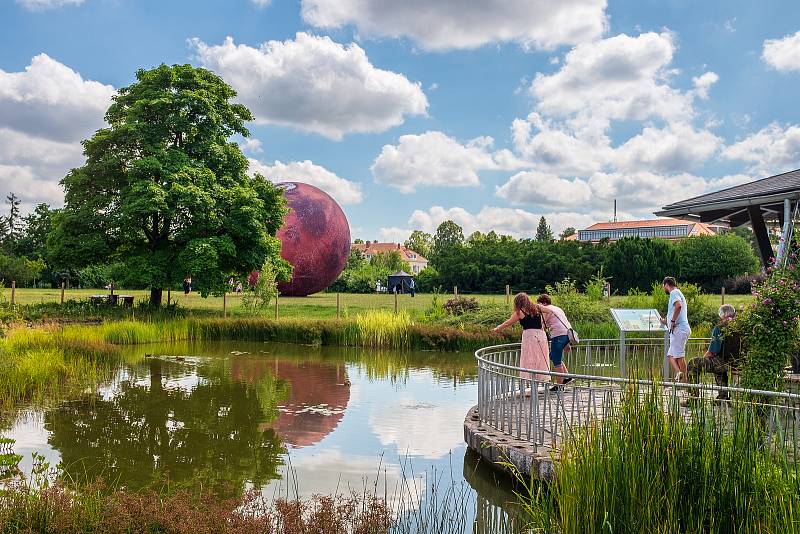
[46,358,286,493]
[3,341,524,532]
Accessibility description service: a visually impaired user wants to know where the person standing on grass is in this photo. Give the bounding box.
[409,277,415,297]
[537,294,574,389]
[493,293,552,385]
[659,276,691,381]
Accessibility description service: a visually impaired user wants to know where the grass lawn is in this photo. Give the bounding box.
[4,288,752,321]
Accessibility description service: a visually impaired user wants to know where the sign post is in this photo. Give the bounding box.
[610,308,667,378]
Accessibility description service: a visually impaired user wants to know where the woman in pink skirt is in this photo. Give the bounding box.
[493,293,552,384]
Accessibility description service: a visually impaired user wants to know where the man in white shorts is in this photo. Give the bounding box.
[660,277,691,381]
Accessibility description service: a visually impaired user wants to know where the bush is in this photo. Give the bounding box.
[443,297,479,316]
[676,234,761,291]
[722,273,766,294]
[545,279,610,324]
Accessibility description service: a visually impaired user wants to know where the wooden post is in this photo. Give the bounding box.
[223,292,227,318]
[505,285,510,305]
[60,281,65,304]
[10,281,15,305]
[721,287,726,305]
[336,292,341,319]
[167,289,171,306]
[454,286,458,299]
[394,290,398,314]
[274,294,279,320]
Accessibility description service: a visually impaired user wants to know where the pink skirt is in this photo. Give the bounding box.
[520,329,551,383]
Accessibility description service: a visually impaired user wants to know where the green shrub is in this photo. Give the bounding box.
[443,296,479,316]
[520,384,800,533]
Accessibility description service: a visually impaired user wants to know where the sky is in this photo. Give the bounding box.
[1,0,800,242]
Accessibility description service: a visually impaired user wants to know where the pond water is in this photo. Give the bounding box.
[3,341,522,532]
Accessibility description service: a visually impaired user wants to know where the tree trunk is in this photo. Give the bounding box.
[150,288,163,307]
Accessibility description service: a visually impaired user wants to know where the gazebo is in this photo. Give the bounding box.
[387,271,414,293]
[656,169,800,267]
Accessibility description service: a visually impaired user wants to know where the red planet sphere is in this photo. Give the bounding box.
[276,182,351,296]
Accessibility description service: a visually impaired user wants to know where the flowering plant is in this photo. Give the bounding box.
[737,250,800,391]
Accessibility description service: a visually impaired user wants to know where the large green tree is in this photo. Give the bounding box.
[604,237,678,293]
[15,203,56,259]
[676,234,760,291]
[49,65,288,305]
[404,230,433,259]
[535,216,554,242]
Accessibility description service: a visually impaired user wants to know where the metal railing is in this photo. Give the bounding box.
[475,342,800,455]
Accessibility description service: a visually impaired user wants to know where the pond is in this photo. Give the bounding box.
[3,341,523,532]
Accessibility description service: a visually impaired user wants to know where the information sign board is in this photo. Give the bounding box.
[610,308,665,332]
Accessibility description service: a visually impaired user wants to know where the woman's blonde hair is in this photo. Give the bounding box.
[513,292,538,316]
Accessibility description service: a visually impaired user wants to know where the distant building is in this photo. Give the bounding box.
[351,242,429,274]
[574,218,721,243]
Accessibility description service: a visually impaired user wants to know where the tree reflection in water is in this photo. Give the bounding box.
[45,358,287,496]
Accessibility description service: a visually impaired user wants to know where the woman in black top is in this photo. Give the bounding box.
[493,293,553,384]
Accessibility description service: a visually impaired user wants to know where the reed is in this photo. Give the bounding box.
[518,384,800,533]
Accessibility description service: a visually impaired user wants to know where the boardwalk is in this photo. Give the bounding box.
[466,342,800,480]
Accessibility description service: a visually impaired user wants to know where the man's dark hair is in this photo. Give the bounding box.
[537,293,552,305]
[663,276,677,287]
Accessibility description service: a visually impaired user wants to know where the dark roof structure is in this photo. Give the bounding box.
[656,169,800,266]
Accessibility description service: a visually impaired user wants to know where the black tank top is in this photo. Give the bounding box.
[519,312,542,330]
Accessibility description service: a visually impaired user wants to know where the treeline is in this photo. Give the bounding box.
[343,220,761,295]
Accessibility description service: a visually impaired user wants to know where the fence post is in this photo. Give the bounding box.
[394,290,398,314]
[505,285,510,305]
[10,281,15,305]
[721,287,725,305]
[167,289,171,306]
[223,292,227,318]
[336,292,341,319]
[275,294,279,320]
[60,281,65,304]
[454,286,458,299]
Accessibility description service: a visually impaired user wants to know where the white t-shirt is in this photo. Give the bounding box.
[543,305,571,338]
[667,288,690,329]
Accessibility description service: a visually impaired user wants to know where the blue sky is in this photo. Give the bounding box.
[2,0,800,241]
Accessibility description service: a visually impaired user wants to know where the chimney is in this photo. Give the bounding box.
[397,243,401,249]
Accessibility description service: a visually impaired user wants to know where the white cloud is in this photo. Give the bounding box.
[0,55,114,211]
[530,32,692,133]
[249,158,364,205]
[16,0,84,10]
[371,131,520,193]
[722,122,800,176]
[763,31,800,72]
[378,227,412,243]
[511,113,611,176]
[587,171,712,211]
[238,137,263,154]
[0,54,114,143]
[500,31,727,218]
[301,0,608,51]
[191,33,428,140]
[612,122,722,174]
[250,0,271,6]
[691,71,718,100]
[495,171,592,208]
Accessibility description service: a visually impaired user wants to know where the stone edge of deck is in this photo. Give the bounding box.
[463,406,555,481]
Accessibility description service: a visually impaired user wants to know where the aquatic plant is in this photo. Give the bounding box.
[517,384,800,533]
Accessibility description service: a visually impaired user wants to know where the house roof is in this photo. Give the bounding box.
[578,218,716,239]
[658,168,800,217]
[584,218,692,230]
[351,242,428,263]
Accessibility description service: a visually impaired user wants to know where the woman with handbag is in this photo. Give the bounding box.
[537,293,577,390]
[493,293,552,388]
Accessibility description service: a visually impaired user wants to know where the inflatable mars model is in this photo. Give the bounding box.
[275,182,351,296]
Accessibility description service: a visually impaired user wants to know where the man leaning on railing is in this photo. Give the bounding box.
[683,304,741,404]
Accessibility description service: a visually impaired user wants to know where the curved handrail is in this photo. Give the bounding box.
[475,341,800,401]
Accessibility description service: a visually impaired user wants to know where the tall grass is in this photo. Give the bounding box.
[518,384,800,533]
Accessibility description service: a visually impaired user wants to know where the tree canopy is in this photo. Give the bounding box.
[48,64,288,305]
